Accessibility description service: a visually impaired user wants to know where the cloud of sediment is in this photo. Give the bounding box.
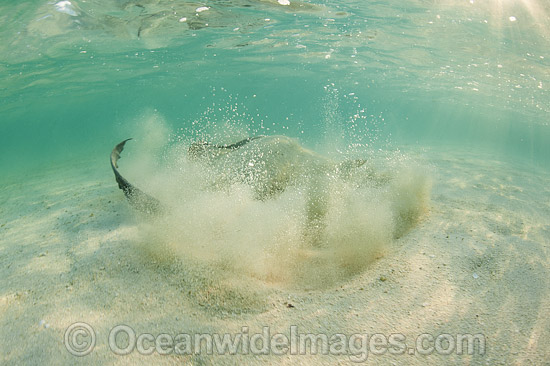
[117,112,431,292]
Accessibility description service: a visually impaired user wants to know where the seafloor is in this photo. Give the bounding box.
[1,145,548,365]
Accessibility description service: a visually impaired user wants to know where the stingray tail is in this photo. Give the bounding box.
[110,139,162,214]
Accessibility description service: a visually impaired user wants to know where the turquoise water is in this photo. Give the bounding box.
[1,0,549,173]
[2,2,550,364]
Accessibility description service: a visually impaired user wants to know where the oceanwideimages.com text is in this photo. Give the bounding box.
[65,322,486,361]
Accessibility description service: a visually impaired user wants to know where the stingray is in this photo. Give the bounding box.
[110,135,367,215]
[110,138,163,214]
[110,136,271,213]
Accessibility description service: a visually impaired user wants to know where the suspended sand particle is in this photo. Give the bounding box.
[278,0,291,5]
[196,7,209,13]
[179,17,187,22]
[509,16,517,22]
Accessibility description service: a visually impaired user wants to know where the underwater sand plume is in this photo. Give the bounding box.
[110,135,431,289]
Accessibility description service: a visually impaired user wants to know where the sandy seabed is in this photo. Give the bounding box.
[1,145,549,365]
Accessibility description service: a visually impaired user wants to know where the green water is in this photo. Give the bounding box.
[2,2,550,364]
[1,0,549,172]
